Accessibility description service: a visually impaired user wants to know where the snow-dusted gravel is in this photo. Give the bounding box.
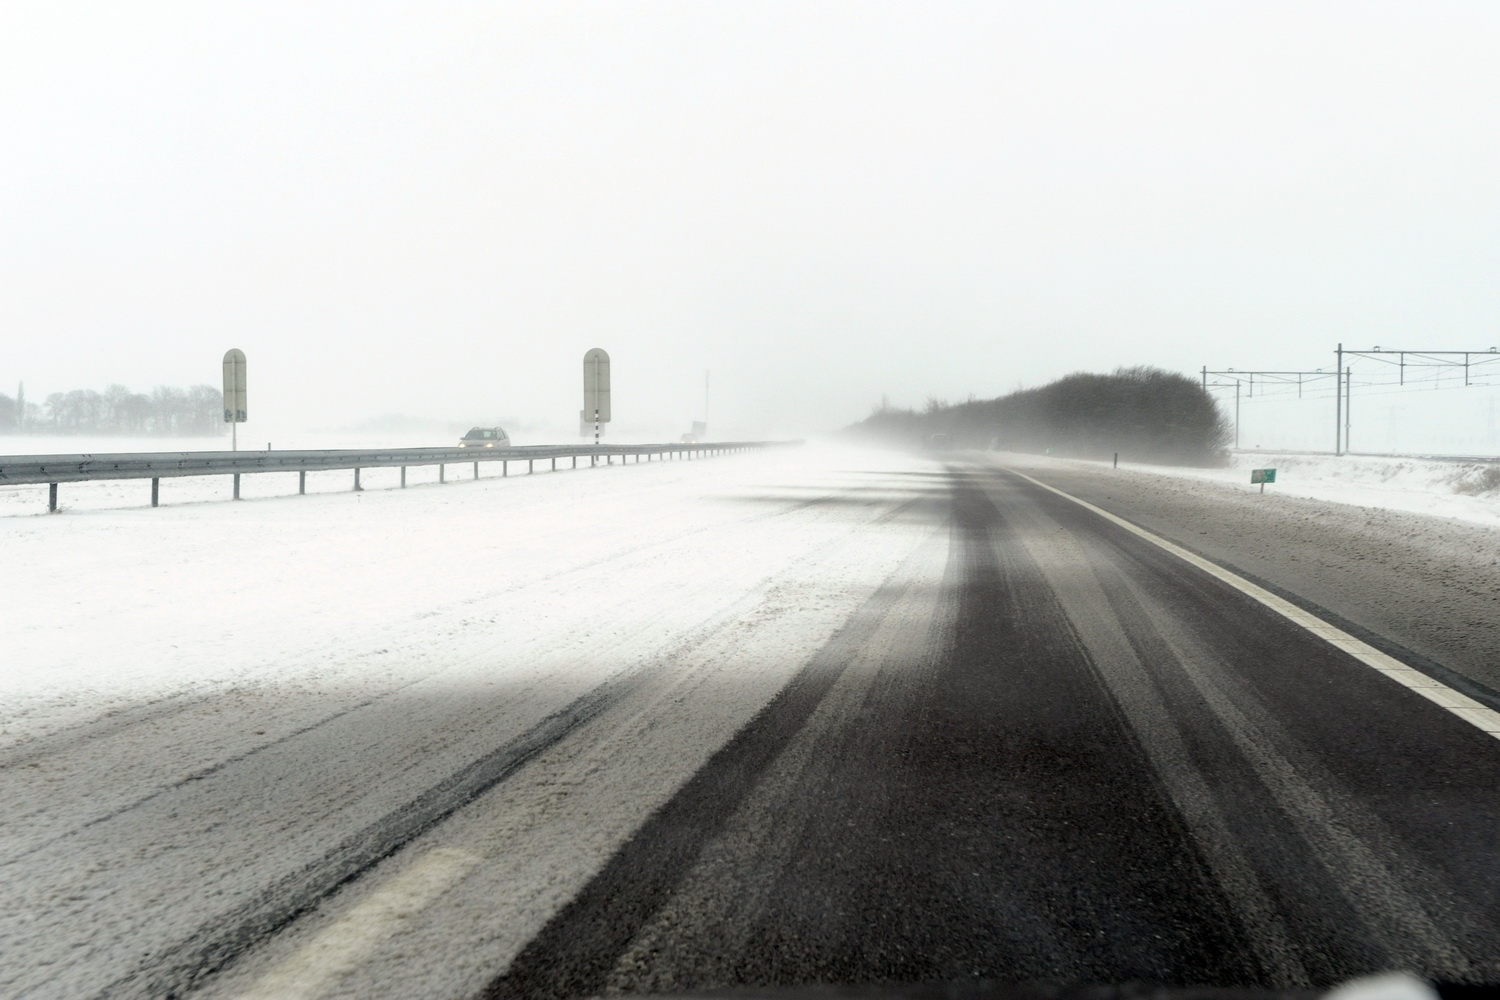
[982,451,1500,693]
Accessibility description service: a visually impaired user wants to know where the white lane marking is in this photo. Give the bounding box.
[232,847,482,1000]
[1002,467,1500,741]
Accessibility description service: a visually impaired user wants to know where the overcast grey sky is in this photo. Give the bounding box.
[4,2,1500,439]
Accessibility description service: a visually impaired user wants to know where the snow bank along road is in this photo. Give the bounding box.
[3,446,1500,998]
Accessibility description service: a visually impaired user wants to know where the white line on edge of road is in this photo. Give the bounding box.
[1003,467,1500,741]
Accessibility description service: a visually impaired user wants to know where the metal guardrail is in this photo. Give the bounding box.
[0,441,779,511]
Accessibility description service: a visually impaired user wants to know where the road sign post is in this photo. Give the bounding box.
[1251,468,1277,494]
[583,348,611,467]
[222,349,247,455]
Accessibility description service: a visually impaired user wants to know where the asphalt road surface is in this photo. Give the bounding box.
[7,454,1500,999]
[486,467,1500,998]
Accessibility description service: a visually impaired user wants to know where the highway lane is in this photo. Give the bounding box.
[486,466,1500,997]
[979,453,1500,695]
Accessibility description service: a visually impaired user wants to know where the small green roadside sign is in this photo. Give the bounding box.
[1251,468,1276,484]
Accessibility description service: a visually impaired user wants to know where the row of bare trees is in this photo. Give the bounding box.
[0,384,224,436]
[850,366,1232,466]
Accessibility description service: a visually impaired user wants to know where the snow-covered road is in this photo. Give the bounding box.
[1,446,939,998]
[5,445,1500,998]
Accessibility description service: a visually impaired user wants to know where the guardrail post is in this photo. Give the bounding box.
[354,468,362,492]
[400,467,406,488]
[476,460,482,479]
[551,458,556,472]
[299,471,307,495]
[572,456,577,469]
[151,477,159,507]
[529,459,534,474]
[233,473,241,500]
[49,483,58,512]
[501,461,506,477]
[439,463,445,484]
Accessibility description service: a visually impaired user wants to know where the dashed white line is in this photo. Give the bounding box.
[231,848,482,1000]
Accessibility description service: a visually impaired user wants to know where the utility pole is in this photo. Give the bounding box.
[1234,380,1241,450]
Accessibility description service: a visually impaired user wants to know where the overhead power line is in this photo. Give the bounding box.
[1202,346,1500,454]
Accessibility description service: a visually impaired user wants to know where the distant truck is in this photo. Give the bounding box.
[458,427,510,449]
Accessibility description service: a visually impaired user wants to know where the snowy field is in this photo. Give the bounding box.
[1054,450,1500,528]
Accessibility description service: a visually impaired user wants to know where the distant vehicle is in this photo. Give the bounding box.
[680,433,699,444]
[458,427,510,449]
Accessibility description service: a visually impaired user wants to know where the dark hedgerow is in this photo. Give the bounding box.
[849,366,1231,467]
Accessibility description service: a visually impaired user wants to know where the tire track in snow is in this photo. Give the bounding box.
[76,494,934,1000]
[109,672,640,1000]
[1,481,878,864]
[479,505,951,1000]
